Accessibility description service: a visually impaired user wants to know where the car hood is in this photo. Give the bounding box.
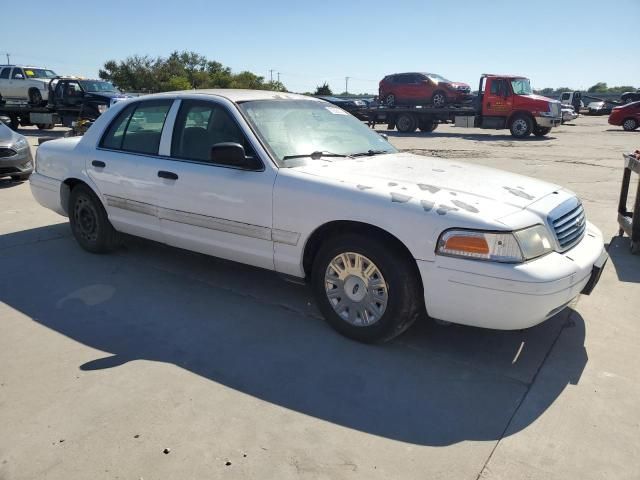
[0,124,23,146]
[447,81,470,89]
[288,152,561,221]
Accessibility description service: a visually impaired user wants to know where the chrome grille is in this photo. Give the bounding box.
[0,147,17,158]
[550,102,561,117]
[549,199,586,250]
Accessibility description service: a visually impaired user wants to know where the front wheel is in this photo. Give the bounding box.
[510,115,533,138]
[533,126,551,137]
[395,113,417,133]
[419,120,438,132]
[29,89,43,106]
[431,91,447,108]
[622,118,638,131]
[69,185,121,253]
[384,93,396,106]
[311,234,423,343]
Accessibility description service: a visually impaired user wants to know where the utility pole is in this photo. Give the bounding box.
[269,69,274,83]
[3,53,10,65]
[277,72,280,83]
[345,76,350,94]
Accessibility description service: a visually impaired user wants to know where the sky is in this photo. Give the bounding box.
[2,0,639,94]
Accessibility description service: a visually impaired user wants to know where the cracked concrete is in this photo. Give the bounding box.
[1,116,639,480]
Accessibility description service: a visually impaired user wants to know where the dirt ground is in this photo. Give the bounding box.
[0,115,639,480]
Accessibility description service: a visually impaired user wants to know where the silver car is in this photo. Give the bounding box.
[0,121,33,181]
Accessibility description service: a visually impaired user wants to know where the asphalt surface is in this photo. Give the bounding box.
[1,116,639,479]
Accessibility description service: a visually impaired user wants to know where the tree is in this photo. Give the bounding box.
[314,82,332,95]
[587,82,608,93]
[99,51,286,93]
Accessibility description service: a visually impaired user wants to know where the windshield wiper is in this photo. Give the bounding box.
[351,149,391,157]
[282,151,351,160]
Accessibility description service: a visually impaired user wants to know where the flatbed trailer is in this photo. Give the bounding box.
[366,103,477,133]
[0,100,61,131]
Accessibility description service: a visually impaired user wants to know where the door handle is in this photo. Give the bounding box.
[91,160,106,168]
[158,170,178,180]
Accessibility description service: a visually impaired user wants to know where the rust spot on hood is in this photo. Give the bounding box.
[421,200,435,212]
[503,186,534,201]
[390,192,412,203]
[436,205,459,215]
[451,200,479,213]
[417,184,440,194]
[357,185,372,190]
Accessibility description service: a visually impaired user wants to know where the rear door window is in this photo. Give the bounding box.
[100,100,172,155]
[11,68,24,79]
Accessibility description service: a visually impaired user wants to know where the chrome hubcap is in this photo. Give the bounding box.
[433,94,445,107]
[624,119,635,129]
[397,116,411,131]
[385,94,395,106]
[324,252,388,326]
[513,119,528,135]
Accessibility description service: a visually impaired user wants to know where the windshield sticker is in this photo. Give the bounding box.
[25,70,34,77]
[326,106,348,115]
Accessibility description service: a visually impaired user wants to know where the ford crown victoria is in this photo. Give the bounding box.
[30,90,607,343]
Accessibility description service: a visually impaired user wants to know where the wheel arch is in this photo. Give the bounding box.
[60,177,106,215]
[301,220,422,290]
[507,110,535,126]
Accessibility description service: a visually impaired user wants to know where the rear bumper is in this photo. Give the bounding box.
[535,116,562,128]
[30,172,66,216]
[418,221,607,330]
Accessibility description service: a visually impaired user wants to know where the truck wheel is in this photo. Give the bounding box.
[28,89,43,106]
[510,115,533,138]
[396,113,417,133]
[622,118,638,131]
[36,123,54,130]
[69,184,121,254]
[431,91,447,108]
[311,233,422,343]
[533,126,551,137]
[419,120,438,132]
[384,93,396,106]
[2,114,20,131]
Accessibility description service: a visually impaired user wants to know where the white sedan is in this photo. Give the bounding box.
[30,90,608,343]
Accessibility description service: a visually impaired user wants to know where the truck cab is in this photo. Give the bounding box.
[478,74,562,138]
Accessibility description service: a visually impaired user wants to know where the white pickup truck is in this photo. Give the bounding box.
[29,90,608,343]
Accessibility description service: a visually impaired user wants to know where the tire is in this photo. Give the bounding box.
[28,89,43,106]
[395,113,417,133]
[431,90,447,108]
[533,126,551,137]
[622,118,638,131]
[311,233,423,343]
[2,114,19,131]
[69,184,120,253]
[510,114,533,138]
[36,123,54,130]
[384,93,396,106]
[419,120,438,132]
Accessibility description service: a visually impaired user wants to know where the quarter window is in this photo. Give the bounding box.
[11,68,24,79]
[0,68,9,79]
[100,100,172,155]
[171,100,255,163]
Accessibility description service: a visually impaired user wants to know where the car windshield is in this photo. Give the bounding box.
[511,78,533,95]
[23,68,57,79]
[238,99,397,165]
[78,80,118,93]
[426,73,450,83]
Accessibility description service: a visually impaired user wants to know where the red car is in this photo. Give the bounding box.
[608,101,640,131]
[379,72,471,107]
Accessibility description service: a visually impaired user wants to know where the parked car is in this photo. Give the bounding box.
[317,96,369,120]
[0,121,33,181]
[608,101,640,131]
[621,89,640,104]
[561,105,578,123]
[586,101,612,115]
[558,91,584,112]
[30,90,607,343]
[379,72,471,107]
[0,65,58,105]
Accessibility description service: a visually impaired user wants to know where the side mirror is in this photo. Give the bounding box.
[14,74,24,80]
[210,142,253,168]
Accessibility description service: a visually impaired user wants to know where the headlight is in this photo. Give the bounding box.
[353,100,365,106]
[98,104,108,113]
[14,137,29,151]
[436,225,554,263]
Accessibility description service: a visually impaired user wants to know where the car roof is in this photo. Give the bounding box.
[137,89,317,103]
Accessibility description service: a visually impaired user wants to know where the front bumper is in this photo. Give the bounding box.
[0,150,33,178]
[418,221,607,330]
[535,116,562,128]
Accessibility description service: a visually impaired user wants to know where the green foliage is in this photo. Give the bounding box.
[534,84,636,95]
[587,82,608,93]
[314,82,332,96]
[99,51,287,93]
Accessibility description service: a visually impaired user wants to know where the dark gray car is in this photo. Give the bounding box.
[0,121,33,181]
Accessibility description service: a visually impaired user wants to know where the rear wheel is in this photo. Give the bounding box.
[419,119,438,132]
[510,114,533,138]
[622,118,638,131]
[395,113,417,133]
[36,123,54,130]
[384,93,396,106]
[69,184,120,253]
[2,114,20,131]
[533,126,551,137]
[431,90,447,108]
[311,234,422,343]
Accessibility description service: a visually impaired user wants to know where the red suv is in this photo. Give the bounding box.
[379,72,471,107]
[608,101,640,131]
